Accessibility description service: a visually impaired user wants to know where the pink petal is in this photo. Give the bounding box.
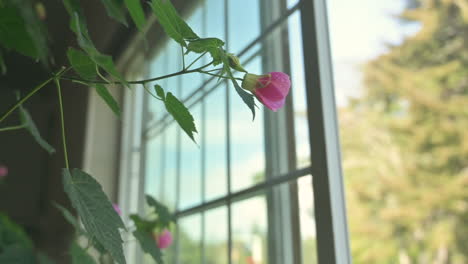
[156,229,173,249]
[0,165,8,178]
[113,204,122,216]
[254,72,291,111]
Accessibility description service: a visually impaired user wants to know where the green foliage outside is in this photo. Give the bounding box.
[341,0,468,263]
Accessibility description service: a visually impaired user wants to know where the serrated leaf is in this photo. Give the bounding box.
[94,84,121,116]
[19,106,55,154]
[133,230,164,264]
[125,0,146,31]
[70,242,97,264]
[163,92,197,142]
[0,6,38,58]
[146,195,174,228]
[150,0,199,47]
[62,169,126,264]
[67,48,97,80]
[100,0,127,26]
[187,38,224,53]
[154,84,165,100]
[130,214,156,232]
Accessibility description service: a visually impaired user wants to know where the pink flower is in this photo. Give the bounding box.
[0,165,8,178]
[154,229,173,249]
[241,72,291,111]
[113,204,122,216]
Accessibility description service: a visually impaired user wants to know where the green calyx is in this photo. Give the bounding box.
[228,53,247,73]
[241,73,269,92]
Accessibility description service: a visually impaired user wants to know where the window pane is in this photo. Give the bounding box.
[232,196,268,264]
[163,125,178,210]
[148,52,169,126]
[178,214,202,264]
[298,176,317,264]
[205,0,225,40]
[179,105,202,210]
[287,11,310,168]
[228,0,261,54]
[205,85,228,200]
[205,207,228,264]
[328,1,467,263]
[145,135,162,199]
[230,56,265,192]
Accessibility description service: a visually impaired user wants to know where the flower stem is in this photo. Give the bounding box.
[60,62,213,85]
[186,51,208,70]
[0,124,26,132]
[198,70,243,81]
[181,45,186,70]
[55,78,70,169]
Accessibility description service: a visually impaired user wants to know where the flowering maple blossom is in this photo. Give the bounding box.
[241,72,291,111]
[154,229,173,249]
[0,165,8,178]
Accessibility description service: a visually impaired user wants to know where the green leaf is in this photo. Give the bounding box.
[70,242,97,264]
[100,0,127,26]
[146,195,174,228]
[187,38,224,65]
[125,0,146,31]
[67,48,97,80]
[0,245,36,264]
[163,92,197,142]
[54,203,80,229]
[0,213,35,264]
[133,230,164,264]
[94,84,121,116]
[130,214,156,232]
[0,6,38,58]
[154,84,165,100]
[150,0,199,47]
[222,52,256,119]
[19,106,55,154]
[62,169,126,264]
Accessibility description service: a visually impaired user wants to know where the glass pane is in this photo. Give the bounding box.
[179,104,202,210]
[230,56,265,192]
[298,176,317,264]
[178,214,202,264]
[328,1,468,263]
[205,85,228,200]
[163,124,178,210]
[148,51,169,126]
[231,196,268,264]
[144,135,162,199]
[228,0,261,54]
[205,0,225,40]
[287,11,310,168]
[205,207,228,264]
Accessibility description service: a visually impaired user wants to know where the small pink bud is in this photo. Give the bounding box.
[241,72,291,111]
[154,229,173,249]
[0,165,8,178]
[113,204,122,216]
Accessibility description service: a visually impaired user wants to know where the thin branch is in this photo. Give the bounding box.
[0,124,26,132]
[55,78,70,169]
[186,51,208,70]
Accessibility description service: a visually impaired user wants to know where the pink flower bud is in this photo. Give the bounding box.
[113,204,122,216]
[0,165,8,178]
[154,229,173,249]
[241,72,291,111]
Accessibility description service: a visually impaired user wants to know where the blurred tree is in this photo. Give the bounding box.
[341,0,468,263]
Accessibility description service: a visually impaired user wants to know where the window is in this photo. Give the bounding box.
[118,0,351,264]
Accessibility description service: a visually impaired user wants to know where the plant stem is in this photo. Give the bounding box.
[198,70,243,81]
[55,78,70,169]
[0,124,26,132]
[186,51,207,70]
[0,68,68,124]
[61,62,213,85]
[0,78,53,124]
[181,45,186,70]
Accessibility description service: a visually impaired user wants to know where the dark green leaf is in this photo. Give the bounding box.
[222,52,256,119]
[0,245,36,264]
[163,92,197,142]
[54,203,80,229]
[70,242,97,264]
[125,0,146,31]
[67,48,97,80]
[187,38,224,53]
[146,195,174,228]
[19,106,55,154]
[100,0,127,26]
[95,84,121,116]
[133,230,164,264]
[150,0,199,47]
[0,213,35,264]
[62,169,126,264]
[0,6,38,58]
[154,84,165,100]
[130,214,156,232]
